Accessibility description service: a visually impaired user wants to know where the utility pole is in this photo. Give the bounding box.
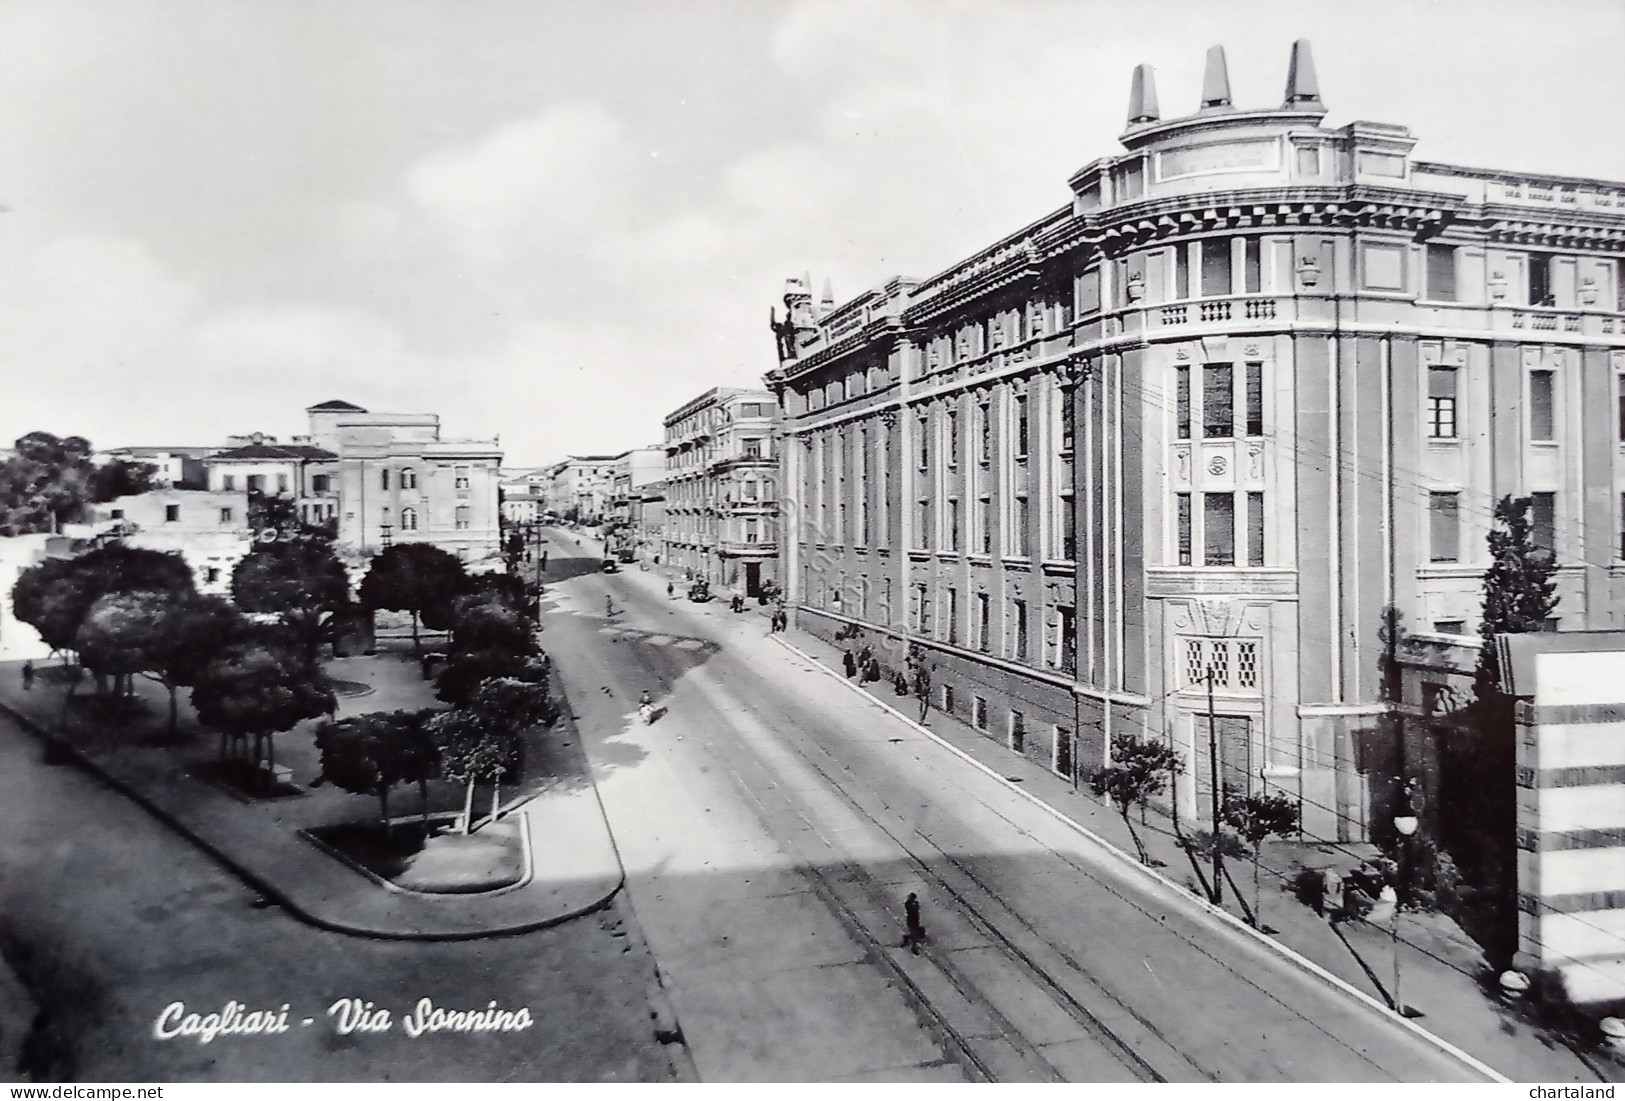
[1207,665,1223,904]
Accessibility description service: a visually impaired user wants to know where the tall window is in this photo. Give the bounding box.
[1013,599,1028,661]
[916,499,932,550]
[1177,493,1193,566]
[1243,238,1262,294]
[1245,362,1263,437]
[978,403,992,463]
[1060,388,1075,452]
[1008,709,1025,751]
[455,505,470,531]
[223,474,236,491]
[974,696,989,730]
[1013,496,1030,557]
[277,474,289,494]
[1531,492,1556,554]
[1201,238,1233,296]
[1529,253,1554,306]
[219,507,234,524]
[1061,495,1077,560]
[1014,395,1030,459]
[948,409,960,467]
[1176,365,1191,440]
[1429,492,1460,562]
[454,467,470,490]
[1428,368,1458,439]
[1204,364,1234,438]
[947,588,959,644]
[246,474,264,494]
[979,498,992,554]
[401,507,417,531]
[1204,493,1235,566]
[1175,243,1191,299]
[1530,370,1557,441]
[381,468,391,490]
[1426,244,1457,301]
[1618,375,1625,443]
[165,504,179,523]
[1057,606,1076,673]
[743,437,763,458]
[914,583,930,632]
[401,468,416,489]
[917,414,930,469]
[1055,726,1074,778]
[975,592,990,651]
[1246,492,1265,566]
[948,498,961,551]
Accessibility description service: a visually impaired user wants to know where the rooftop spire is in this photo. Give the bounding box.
[1200,45,1232,109]
[1283,38,1323,109]
[820,278,834,311]
[1126,63,1159,125]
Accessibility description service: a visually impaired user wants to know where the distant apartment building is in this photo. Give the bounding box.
[95,446,212,488]
[766,42,1625,841]
[499,468,551,525]
[663,387,780,596]
[305,400,503,565]
[203,434,340,530]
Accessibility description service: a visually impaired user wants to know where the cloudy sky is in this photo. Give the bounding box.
[2,0,1622,465]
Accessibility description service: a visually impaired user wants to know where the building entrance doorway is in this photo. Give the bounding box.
[1193,713,1253,819]
[745,561,761,598]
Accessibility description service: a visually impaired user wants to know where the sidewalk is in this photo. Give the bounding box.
[0,652,624,940]
[777,624,1617,1084]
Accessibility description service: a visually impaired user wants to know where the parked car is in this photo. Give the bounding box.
[688,580,712,602]
[602,558,619,573]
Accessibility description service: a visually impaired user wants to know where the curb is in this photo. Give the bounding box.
[0,695,624,942]
[771,635,1511,1084]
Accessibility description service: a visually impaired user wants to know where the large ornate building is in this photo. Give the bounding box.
[662,387,780,596]
[766,41,1625,841]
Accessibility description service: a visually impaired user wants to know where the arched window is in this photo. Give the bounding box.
[401,468,417,490]
[401,507,418,531]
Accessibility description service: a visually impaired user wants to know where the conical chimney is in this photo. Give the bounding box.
[1126,63,1159,125]
[1200,45,1232,109]
[1283,39,1324,109]
[820,278,835,313]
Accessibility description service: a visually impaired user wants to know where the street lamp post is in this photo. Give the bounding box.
[1392,800,1422,1019]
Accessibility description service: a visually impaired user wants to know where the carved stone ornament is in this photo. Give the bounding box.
[1296,256,1320,287]
[1247,444,1263,480]
[1208,453,1228,476]
[1244,344,1260,356]
[928,344,942,368]
[1175,447,1191,481]
[1175,348,1191,361]
[880,408,898,428]
[1194,598,1233,636]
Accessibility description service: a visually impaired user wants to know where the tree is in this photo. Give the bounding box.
[143,594,247,737]
[12,544,196,659]
[191,627,335,783]
[314,710,439,833]
[1444,494,1561,961]
[1090,733,1182,864]
[1221,788,1301,925]
[430,677,551,834]
[87,459,157,503]
[358,543,470,654]
[0,433,96,534]
[231,538,352,670]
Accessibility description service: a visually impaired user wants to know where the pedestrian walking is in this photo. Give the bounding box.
[902,893,926,954]
[605,595,615,617]
[1321,867,1345,922]
[842,650,857,678]
[541,550,548,570]
[865,656,881,683]
[667,581,675,599]
[21,660,33,691]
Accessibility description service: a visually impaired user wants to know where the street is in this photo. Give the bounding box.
[543,530,1493,1082]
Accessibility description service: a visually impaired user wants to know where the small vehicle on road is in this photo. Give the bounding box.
[601,558,619,573]
[688,579,712,602]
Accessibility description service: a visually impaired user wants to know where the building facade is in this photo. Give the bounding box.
[89,488,253,595]
[94,446,212,488]
[305,400,503,565]
[662,387,780,595]
[203,436,340,530]
[766,41,1625,841]
[499,468,551,525]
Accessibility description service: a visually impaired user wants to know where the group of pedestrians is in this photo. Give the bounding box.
[842,644,882,684]
[768,606,788,633]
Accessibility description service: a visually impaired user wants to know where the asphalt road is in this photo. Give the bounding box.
[542,531,1493,1083]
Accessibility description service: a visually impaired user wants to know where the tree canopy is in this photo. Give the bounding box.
[1091,733,1182,865]
[192,626,334,771]
[315,710,439,830]
[358,543,469,651]
[231,537,352,668]
[0,433,155,535]
[12,544,196,656]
